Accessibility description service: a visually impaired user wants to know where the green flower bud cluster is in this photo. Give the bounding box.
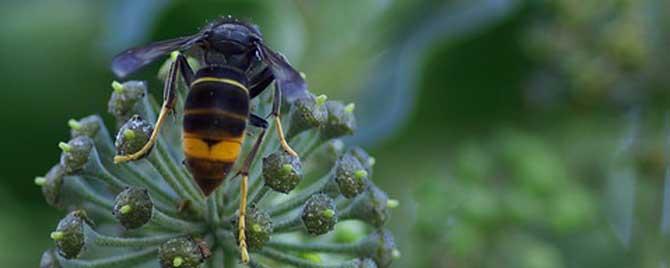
[36,56,398,267]
[524,0,660,104]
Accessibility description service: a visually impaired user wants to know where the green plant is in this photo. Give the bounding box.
[35,59,398,268]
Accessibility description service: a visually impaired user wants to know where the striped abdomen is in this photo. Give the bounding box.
[183,66,249,196]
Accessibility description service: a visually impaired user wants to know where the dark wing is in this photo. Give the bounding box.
[257,43,309,102]
[111,34,203,78]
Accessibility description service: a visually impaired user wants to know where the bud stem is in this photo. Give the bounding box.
[82,148,128,191]
[266,240,360,255]
[57,247,158,268]
[151,208,206,233]
[258,247,364,268]
[206,196,220,226]
[69,177,114,210]
[87,226,182,248]
[249,185,271,206]
[268,171,333,217]
[272,214,304,233]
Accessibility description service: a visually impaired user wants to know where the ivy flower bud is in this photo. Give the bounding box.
[59,136,94,173]
[158,237,211,268]
[321,101,357,140]
[359,229,396,268]
[287,93,328,138]
[40,248,60,268]
[334,153,369,198]
[108,80,147,124]
[69,115,102,139]
[353,258,378,268]
[301,194,338,235]
[52,210,91,259]
[233,207,272,250]
[114,115,154,156]
[262,150,303,193]
[343,185,390,227]
[113,187,153,229]
[37,164,66,208]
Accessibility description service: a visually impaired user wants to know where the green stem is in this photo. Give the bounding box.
[151,208,206,233]
[157,139,204,205]
[249,185,270,206]
[223,248,236,268]
[120,162,178,205]
[272,214,303,233]
[83,202,116,222]
[268,171,333,217]
[57,247,157,268]
[83,149,128,192]
[224,123,277,204]
[148,153,203,216]
[266,240,359,255]
[207,195,221,226]
[87,226,182,247]
[68,176,114,210]
[258,247,363,268]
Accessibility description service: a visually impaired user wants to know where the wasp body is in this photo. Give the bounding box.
[110,16,307,262]
[183,66,250,195]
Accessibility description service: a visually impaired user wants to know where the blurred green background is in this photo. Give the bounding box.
[2,0,670,267]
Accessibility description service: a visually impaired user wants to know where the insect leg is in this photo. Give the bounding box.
[271,84,298,156]
[236,118,268,263]
[114,52,194,163]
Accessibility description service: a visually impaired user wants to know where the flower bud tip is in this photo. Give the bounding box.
[344,103,355,114]
[322,209,335,219]
[50,231,64,241]
[280,164,293,176]
[368,157,376,166]
[111,81,124,93]
[58,142,71,153]
[34,176,46,186]
[123,129,136,140]
[172,256,184,267]
[354,170,368,181]
[68,119,81,130]
[387,199,399,208]
[316,94,328,106]
[392,249,401,259]
[252,223,262,233]
[332,140,344,151]
[119,204,132,214]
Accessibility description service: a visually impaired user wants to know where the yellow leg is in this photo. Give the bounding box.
[114,105,170,163]
[238,174,250,263]
[274,117,298,157]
